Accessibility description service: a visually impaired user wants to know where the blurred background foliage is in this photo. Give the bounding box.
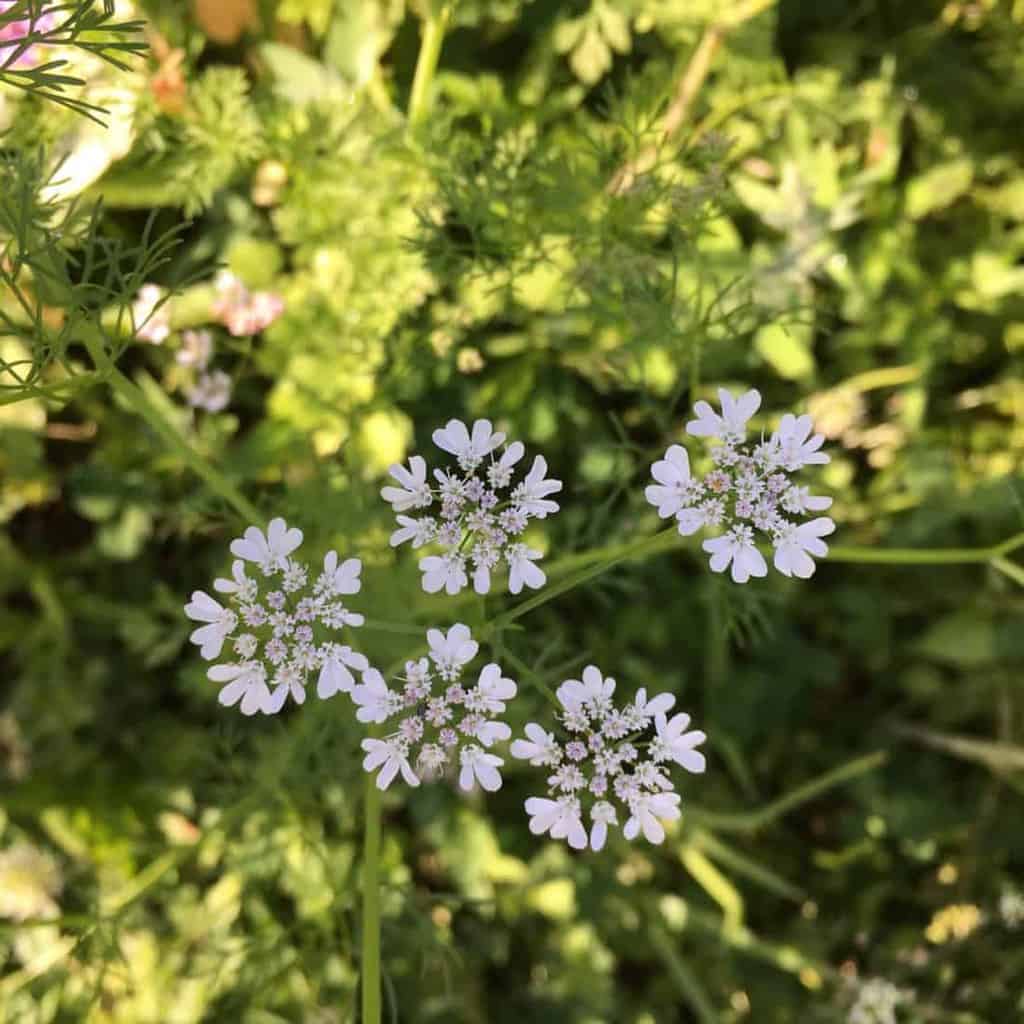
[2,0,1024,1021]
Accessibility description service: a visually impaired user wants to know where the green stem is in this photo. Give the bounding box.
[828,544,994,565]
[407,4,451,128]
[82,334,261,524]
[361,773,383,1024]
[686,750,887,833]
[491,528,682,628]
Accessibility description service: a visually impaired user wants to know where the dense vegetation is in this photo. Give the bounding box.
[2,1,1023,1021]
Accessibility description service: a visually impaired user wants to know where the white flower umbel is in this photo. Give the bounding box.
[847,978,912,1024]
[352,623,517,792]
[512,666,706,852]
[183,518,369,715]
[646,388,835,582]
[381,419,562,596]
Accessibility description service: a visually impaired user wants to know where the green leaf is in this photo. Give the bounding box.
[905,158,973,219]
[258,42,350,105]
[914,609,998,666]
[754,321,815,379]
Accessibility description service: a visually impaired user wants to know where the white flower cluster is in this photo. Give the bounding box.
[646,387,835,582]
[353,624,516,792]
[183,518,368,715]
[381,419,563,597]
[177,328,232,414]
[511,667,705,851]
[999,884,1024,929]
[131,284,171,345]
[848,978,911,1024]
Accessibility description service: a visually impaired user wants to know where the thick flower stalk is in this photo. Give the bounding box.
[646,387,835,582]
[183,518,369,715]
[352,623,516,792]
[381,418,562,596]
[511,667,706,851]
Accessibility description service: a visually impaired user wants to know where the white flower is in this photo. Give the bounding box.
[589,801,618,852]
[351,625,516,793]
[183,519,370,714]
[649,391,833,582]
[420,554,468,595]
[510,723,561,766]
[351,668,395,723]
[686,388,761,441]
[389,515,436,548]
[645,445,696,518]
[432,418,506,470]
[473,663,517,713]
[458,745,504,791]
[384,419,560,597]
[267,663,306,710]
[703,526,768,583]
[848,978,911,1024]
[511,456,562,518]
[488,441,524,488]
[208,662,272,716]
[320,551,362,596]
[772,517,835,578]
[131,284,171,344]
[186,370,232,413]
[652,713,707,773]
[999,886,1024,929]
[506,544,546,595]
[676,505,706,536]
[474,720,512,746]
[631,687,676,720]
[231,517,304,574]
[781,484,832,515]
[514,668,704,852]
[213,559,257,602]
[184,591,237,659]
[772,413,829,470]
[317,644,369,699]
[177,329,213,368]
[427,623,479,679]
[362,738,420,790]
[623,792,681,844]
[557,665,615,714]
[525,796,587,850]
[381,456,433,512]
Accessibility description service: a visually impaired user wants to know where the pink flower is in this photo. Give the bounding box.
[211,270,284,336]
[0,2,59,70]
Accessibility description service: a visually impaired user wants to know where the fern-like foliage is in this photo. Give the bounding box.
[0,150,186,404]
[0,0,146,124]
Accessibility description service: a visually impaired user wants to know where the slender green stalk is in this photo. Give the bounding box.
[407,4,451,128]
[829,544,996,565]
[83,335,261,523]
[361,772,383,1024]
[686,750,887,833]
[491,529,682,629]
